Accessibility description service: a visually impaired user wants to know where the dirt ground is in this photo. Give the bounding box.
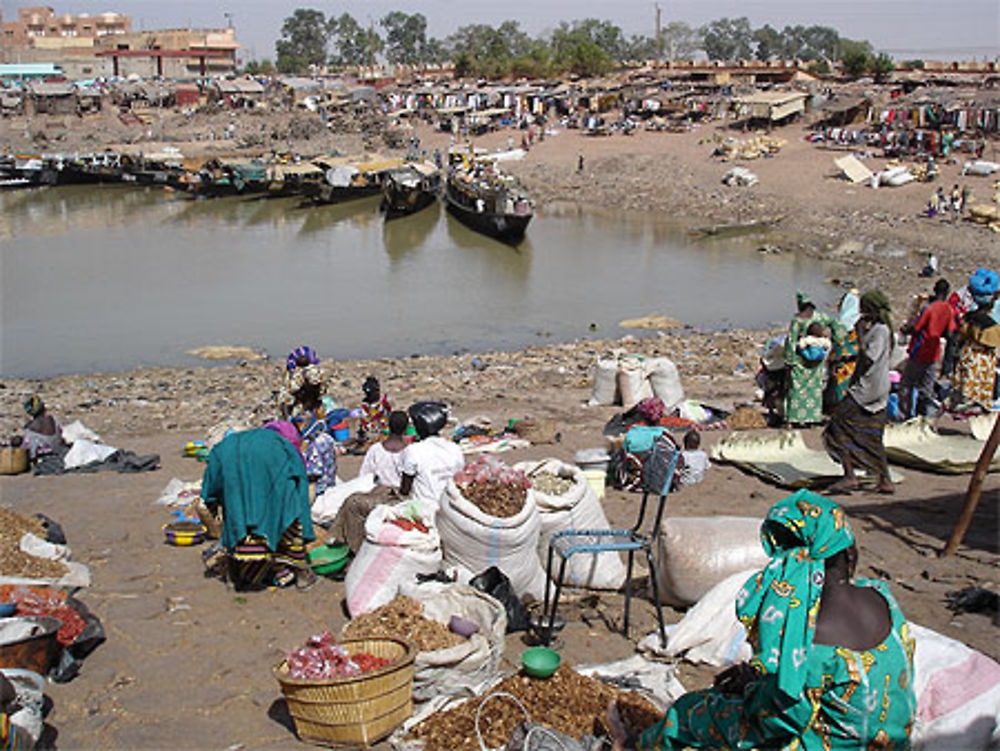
[1,105,998,748]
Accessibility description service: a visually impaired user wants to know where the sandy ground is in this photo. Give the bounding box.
[1,105,998,748]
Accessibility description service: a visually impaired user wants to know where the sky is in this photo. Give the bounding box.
[3,0,998,63]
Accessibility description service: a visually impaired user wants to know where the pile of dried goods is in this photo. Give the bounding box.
[286,631,390,680]
[727,406,768,431]
[454,456,530,518]
[531,472,574,496]
[408,665,659,751]
[0,508,68,580]
[0,585,86,645]
[343,595,465,652]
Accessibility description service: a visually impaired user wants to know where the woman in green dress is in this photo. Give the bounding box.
[632,490,916,750]
[784,292,845,425]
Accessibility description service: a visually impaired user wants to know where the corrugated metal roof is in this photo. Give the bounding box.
[29,82,76,96]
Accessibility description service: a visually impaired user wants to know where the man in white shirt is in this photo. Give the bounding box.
[399,411,464,506]
[359,411,409,488]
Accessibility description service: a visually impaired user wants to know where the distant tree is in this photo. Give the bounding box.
[869,52,895,82]
[551,21,615,74]
[840,38,874,78]
[700,17,753,61]
[901,59,925,70]
[661,21,701,60]
[423,37,449,65]
[380,11,428,66]
[752,24,783,60]
[558,19,627,60]
[806,59,831,75]
[243,59,275,75]
[446,23,512,78]
[511,42,552,78]
[330,13,382,68]
[801,25,840,61]
[624,34,659,61]
[275,8,329,73]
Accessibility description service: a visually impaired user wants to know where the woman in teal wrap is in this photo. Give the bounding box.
[784,292,845,425]
[633,491,915,750]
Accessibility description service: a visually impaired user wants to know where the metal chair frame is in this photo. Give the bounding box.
[540,447,680,647]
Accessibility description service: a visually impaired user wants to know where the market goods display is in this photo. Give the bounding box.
[531,472,574,496]
[0,508,68,580]
[727,406,768,431]
[286,631,391,680]
[407,665,660,751]
[0,585,85,646]
[453,456,530,518]
[343,596,465,652]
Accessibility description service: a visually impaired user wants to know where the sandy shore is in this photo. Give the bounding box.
[1,108,998,748]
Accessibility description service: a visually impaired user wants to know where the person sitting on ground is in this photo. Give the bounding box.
[677,429,709,488]
[359,410,409,488]
[621,491,915,750]
[823,290,895,495]
[358,376,392,443]
[22,395,65,459]
[201,426,315,590]
[399,402,464,509]
[899,278,957,418]
[277,346,336,495]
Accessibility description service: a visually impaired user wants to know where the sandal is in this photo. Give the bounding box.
[825,480,859,495]
[295,566,318,591]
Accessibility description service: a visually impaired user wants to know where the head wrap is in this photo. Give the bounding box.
[860,289,893,331]
[23,395,44,418]
[795,290,814,311]
[838,291,861,329]
[286,346,319,372]
[736,490,855,700]
[969,268,998,307]
[363,376,380,399]
[636,397,665,424]
[263,421,304,461]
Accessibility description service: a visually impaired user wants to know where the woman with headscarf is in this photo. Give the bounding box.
[823,290,895,494]
[950,269,999,411]
[825,288,861,410]
[783,292,845,426]
[22,395,65,459]
[628,491,915,750]
[277,346,337,495]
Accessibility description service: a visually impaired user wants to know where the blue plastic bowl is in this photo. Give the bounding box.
[0,603,17,617]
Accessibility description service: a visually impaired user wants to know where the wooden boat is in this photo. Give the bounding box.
[187,158,269,197]
[119,152,186,188]
[381,162,440,219]
[444,165,533,244]
[266,162,325,197]
[305,156,404,205]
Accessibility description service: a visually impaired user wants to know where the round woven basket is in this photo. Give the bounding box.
[274,637,415,748]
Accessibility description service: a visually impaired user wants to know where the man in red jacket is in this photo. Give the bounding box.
[899,278,958,417]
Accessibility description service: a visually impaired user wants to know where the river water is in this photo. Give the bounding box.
[1,185,836,378]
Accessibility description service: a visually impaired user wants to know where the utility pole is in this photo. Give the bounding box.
[655,3,662,66]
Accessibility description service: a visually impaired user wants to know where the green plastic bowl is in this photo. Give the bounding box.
[521,647,561,679]
[307,543,351,575]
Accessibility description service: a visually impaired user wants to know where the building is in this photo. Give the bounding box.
[2,5,130,47]
[95,28,239,78]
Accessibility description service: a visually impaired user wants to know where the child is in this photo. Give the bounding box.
[358,376,392,441]
[678,429,709,488]
[797,322,832,365]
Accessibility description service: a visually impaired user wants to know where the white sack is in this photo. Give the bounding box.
[647,357,685,410]
[656,516,769,607]
[397,582,507,702]
[437,480,547,600]
[60,420,101,444]
[63,439,116,469]
[618,356,653,410]
[590,358,620,406]
[311,472,377,525]
[19,532,71,563]
[515,459,625,590]
[345,502,442,616]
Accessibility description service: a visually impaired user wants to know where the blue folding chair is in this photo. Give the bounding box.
[540,436,680,647]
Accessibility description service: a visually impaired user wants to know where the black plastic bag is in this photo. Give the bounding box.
[470,566,530,633]
[33,514,66,545]
[408,401,448,438]
[64,597,106,660]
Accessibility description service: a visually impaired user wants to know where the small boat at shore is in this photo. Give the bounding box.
[444,164,533,244]
[304,156,403,205]
[381,161,440,219]
[185,158,269,197]
[266,162,325,198]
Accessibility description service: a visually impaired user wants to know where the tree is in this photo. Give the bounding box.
[840,38,873,78]
[380,11,428,66]
[445,22,531,78]
[551,20,616,75]
[275,8,329,73]
[752,24,783,61]
[661,21,701,60]
[700,17,753,61]
[422,37,449,65]
[330,13,382,68]
[624,34,659,61]
[869,52,895,83]
[242,59,275,75]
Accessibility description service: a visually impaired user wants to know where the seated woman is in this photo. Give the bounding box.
[277,346,337,495]
[626,490,915,750]
[22,395,65,459]
[201,426,316,590]
[358,376,393,444]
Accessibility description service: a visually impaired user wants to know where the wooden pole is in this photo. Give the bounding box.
[941,414,1000,557]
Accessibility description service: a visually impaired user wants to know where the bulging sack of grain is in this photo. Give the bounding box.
[398,582,507,702]
[590,358,620,406]
[655,516,770,607]
[516,459,626,590]
[647,357,685,410]
[618,356,654,410]
[437,480,547,600]
[345,502,442,616]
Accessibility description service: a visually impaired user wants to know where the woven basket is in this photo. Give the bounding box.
[274,637,415,748]
[0,447,29,475]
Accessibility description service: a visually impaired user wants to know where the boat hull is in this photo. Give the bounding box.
[444,185,531,243]
[382,183,437,219]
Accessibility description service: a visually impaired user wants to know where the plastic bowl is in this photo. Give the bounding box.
[521,647,561,679]
[163,521,207,546]
[307,543,350,575]
[0,603,16,618]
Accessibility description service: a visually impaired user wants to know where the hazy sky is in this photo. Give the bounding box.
[4,0,997,62]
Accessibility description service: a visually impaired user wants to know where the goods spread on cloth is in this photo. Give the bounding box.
[883,417,1000,474]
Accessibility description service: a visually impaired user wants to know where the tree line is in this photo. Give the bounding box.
[249,9,893,80]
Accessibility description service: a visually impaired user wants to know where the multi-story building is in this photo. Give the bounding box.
[2,5,130,47]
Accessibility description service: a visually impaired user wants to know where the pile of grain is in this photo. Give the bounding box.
[0,507,68,579]
[531,472,574,496]
[342,595,465,652]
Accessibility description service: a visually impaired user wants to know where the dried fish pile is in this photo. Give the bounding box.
[726,406,768,430]
[532,472,574,496]
[408,665,659,751]
[0,507,68,579]
[343,596,465,652]
[455,457,530,518]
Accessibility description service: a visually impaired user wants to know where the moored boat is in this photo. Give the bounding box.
[304,156,403,205]
[444,164,533,244]
[381,161,440,219]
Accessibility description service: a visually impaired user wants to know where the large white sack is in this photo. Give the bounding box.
[618,356,653,409]
[345,502,442,616]
[311,472,377,525]
[63,438,116,469]
[397,582,507,702]
[656,516,770,607]
[647,357,685,410]
[590,358,620,406]
[437,480,547,600]
[910,623,1000,750]
[515,459,625,590]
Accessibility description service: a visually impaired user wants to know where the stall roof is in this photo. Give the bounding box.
[29,82,76,97]
[217,79,265,95]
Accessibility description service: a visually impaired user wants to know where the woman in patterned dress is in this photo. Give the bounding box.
[783,292,844,426]
[950,293,999,412]
[631,491,916,750]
